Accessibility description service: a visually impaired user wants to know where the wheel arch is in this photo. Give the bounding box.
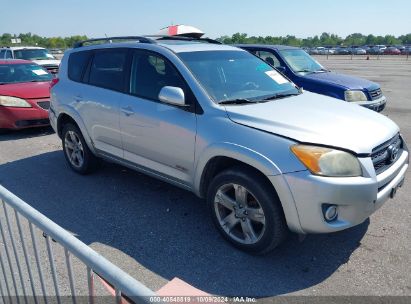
[56,108,96,154]
[194,143,282,198]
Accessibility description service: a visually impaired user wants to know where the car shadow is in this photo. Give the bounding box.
[0,126,54,142]
[0,151,369,297]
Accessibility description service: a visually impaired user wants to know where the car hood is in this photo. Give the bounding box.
[303,71,379,90]
[224,92,398,154]
[32,59,61,66]
[0,82,51,99]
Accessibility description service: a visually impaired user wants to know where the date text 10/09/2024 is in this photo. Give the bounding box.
[149,296,257,303]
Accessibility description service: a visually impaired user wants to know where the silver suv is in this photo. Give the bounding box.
[50,36,408,254]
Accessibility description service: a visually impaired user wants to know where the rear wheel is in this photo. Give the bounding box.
[62,123,99,174]
[207,167,288,254]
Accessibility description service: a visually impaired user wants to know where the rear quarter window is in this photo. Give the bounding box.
[68,51,92,82]
[88,49,128,92]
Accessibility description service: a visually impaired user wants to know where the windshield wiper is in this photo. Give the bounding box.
[219,98,259,105]
[261,92,301,101]
[294,69,314,74]
[313,68,329,73]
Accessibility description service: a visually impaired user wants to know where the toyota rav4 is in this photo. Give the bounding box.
[49,36,408,254]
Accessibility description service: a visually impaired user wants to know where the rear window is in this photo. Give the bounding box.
[88,49,127,91]
[68,51,92,82]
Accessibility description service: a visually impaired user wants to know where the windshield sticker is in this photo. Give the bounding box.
[265,70,288,84]
[32,69,48,76]
[46,54,54,59]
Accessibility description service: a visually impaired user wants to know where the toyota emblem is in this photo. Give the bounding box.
[387,144,399,163]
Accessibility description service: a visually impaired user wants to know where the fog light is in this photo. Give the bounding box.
[323,204,338,222]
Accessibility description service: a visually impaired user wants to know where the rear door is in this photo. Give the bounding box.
[119,50,197,185]
[79,48,129,158]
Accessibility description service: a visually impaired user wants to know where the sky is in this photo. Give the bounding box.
[1,0,410,38]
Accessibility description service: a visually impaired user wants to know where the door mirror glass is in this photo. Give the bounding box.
[158,86,185,106]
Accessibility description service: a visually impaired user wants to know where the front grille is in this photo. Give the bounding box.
[37,101,50,110]
[368,88,383,100]
[42,65,59,74]
[371,134,402,174]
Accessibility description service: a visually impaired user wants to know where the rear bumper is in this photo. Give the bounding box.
[0,106,49,129]
[278,149,408,234]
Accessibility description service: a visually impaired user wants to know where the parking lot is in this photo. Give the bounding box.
[0,56,410,298]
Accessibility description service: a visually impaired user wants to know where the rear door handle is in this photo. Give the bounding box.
[121,106,134,116]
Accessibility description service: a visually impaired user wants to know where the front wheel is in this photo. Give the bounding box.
[207,167,288,255]
[62,123,99,174]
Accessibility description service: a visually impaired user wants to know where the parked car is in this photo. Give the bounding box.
[0,46,60,75]
[335,47,350,55]
[238,44,387,111]
[49,36,408,254]
[308,47,319,55]
[384,47,401,55]
[0,60,52,131]
[50,48,63,55]
[401,46,411,55]
[368,46,383,55]
[349,46,367,55]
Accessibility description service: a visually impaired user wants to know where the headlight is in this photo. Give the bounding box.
[344,90,367,102]
[291,144,362,177]
[0,96,32,108]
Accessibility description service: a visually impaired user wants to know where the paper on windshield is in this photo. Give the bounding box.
[265,70,288,85]
[32,69,48,76]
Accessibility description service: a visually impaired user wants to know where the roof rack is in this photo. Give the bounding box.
[147,35,222,45]
[73,35,221,48]
[73,36,156,48]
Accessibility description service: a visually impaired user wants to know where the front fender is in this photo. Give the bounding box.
[193,141,305,233]
[193,142,282,196]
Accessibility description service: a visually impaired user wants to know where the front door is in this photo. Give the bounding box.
[119,50,197,186]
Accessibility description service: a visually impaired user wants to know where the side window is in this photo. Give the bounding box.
[68,51,91,82]
[129,51,186,102]
[89,49,127,91]
[257,51,281,68]
[0,50,5,59]
[5,51,13,59]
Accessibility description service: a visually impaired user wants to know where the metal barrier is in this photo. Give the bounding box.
[0,185,156,303]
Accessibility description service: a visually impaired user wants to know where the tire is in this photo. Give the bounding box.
[61,123,99,174]
[207,166,288,255]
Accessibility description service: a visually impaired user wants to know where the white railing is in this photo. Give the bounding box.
[0,185,156,303]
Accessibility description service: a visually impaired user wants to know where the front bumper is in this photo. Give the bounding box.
[0,105,49,129]
[280,149,408,234]
[353,96,386,112]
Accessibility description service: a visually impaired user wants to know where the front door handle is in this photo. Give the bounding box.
[74,95,83,102]
[121,106,134,116]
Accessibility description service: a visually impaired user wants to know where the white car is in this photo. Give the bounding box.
[0,46,60,75]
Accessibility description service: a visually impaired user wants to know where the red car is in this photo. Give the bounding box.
[0,60,52,131]
[383,47,401,55]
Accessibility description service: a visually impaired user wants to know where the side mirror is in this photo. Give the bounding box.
[276,66,286,73]
[158,86,186,107]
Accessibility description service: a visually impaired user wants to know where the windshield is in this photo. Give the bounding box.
[280,49,325,74]
[0,63,52,84]
[178,51,299,103]
[14,49,56,60]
